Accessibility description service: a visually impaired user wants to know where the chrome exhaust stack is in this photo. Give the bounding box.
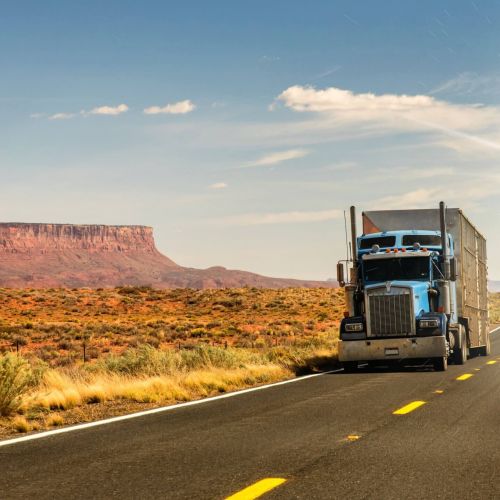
[438,201,451,314]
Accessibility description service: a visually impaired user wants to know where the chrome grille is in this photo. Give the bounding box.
[367,288,413,336]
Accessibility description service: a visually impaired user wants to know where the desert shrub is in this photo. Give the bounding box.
[12,415,30,433]
[46,414,64,427]
[94,345,180,376]
[0,354,35,416]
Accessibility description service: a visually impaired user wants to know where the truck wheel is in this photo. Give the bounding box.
[453,327,468,365]
[433,356,448,372]
[343,362,358,373]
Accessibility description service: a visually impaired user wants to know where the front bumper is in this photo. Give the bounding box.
[338,336,447,362]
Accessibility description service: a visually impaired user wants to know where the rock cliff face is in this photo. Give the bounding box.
[0,223,163,254]
[0,223,334,289]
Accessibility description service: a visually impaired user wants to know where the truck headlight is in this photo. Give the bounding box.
[345,323,364,332]
[419,319,439,328]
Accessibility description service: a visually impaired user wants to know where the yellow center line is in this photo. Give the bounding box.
[474,368,481,371]
[393,401,426,415]
[434,390,444,394]
[347,434,361,441]
[456,373,473,381]
[487,360,497,365]
[225,478,287,500]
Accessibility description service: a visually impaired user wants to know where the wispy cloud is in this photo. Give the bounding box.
[209,182,228,189]
[430,72,500,97]
[245,149,309,167]
[276,85,500,152]
[369,170,500,211]
[377,166,454,179]
[311,65,342,82]
[88,104,129,116]
[216,209,342,226]
[144,100,195,115]
[49,112,77,120]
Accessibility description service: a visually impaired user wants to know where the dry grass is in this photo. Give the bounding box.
[45,414,64,427]
[27,364,288,409]
[11,415,30,433]
[489,293,500,324]
[23,343,334,412]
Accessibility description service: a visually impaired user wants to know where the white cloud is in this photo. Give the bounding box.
[372,188,443,210]
[49,112,76,120]
[377,166,454,179]
[217,209,342,226]
[246,149,309,167]
[369,170,500,211]
[209,182,228,189]
[144,100,195,115]
[278,85,437,113]
[276,85,500,152]
[88,104,129,116]
[430,72,500,97]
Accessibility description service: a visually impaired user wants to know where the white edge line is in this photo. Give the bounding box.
[0,368,343,448]
[489,326,500,336]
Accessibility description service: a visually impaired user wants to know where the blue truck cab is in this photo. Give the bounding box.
[337,204,489,372]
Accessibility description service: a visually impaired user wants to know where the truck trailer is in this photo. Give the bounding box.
[337,202,488,372]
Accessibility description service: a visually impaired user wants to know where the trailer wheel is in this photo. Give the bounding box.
[343,362,358,373]
[433,356,448,372]
[453,327,468,365]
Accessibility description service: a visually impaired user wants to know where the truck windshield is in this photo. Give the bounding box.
[363,256,430,282]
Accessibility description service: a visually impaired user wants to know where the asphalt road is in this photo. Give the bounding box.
[1,330,500,499]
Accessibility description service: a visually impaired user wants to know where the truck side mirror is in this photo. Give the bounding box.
[449,257,457,281]
[337,262,346,287]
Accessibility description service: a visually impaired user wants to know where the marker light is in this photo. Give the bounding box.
[422,248,428,252]
[401,248,407,252]
[385,249,391,253]
[394,248,399,253]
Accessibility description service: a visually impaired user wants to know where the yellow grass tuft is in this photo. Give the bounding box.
[46,414,64,427]
[12,416,30,433]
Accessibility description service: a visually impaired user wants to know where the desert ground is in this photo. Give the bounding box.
[0,287,343,436]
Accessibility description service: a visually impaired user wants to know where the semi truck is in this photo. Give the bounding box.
[337,202,488,372]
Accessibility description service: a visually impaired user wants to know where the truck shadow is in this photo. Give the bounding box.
[332,360,439,374]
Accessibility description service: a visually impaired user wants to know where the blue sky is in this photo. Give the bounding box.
[2,1,500,279]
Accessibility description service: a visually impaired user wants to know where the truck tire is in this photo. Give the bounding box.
[433,356,448,372]
[453,327,468,365]
[343,362,358,373]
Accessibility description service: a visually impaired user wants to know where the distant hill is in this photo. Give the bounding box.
[0,223,336,289]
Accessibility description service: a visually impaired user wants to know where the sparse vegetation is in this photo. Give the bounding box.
[45,414,64,427]
[0,286,343,435]
[12,415,30,433]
